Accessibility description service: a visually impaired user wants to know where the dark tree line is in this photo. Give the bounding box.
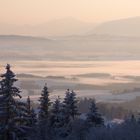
[0,64,36,140]
[1,64,140,140]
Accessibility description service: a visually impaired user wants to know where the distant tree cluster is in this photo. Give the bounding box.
[78,98,133,119]
[0,65,140,140]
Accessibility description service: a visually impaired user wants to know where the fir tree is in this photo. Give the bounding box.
[26,96,37,126]
[86,99,104,127]
[58,89,79,137]
[62,89,71,124]
[38,84,51,121]
[0,64,30,140]
[49,97,65,137]
[62,89,79,122]
[50,97,63,127]
[69,90,79,120]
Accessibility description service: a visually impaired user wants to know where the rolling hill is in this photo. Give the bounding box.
[92,16,140,37]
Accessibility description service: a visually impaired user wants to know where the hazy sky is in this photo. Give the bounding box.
[0,0,140,25]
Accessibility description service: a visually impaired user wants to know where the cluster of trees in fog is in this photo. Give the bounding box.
[0,64,140,140]
[78,98,133,120]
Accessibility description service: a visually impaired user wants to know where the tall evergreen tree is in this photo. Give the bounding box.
[49,97,65,137]
[62,89,79,122]
[69,90,79,120]
[26,96,37,126]
[38,84,51,121]
[86,99,104,127]
[57,89,79,137]
[62,89,71,124]
[50,97,63,127]
[0,64,30,140]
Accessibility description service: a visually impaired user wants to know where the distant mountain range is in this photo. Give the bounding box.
[1,16,140,37]
[0,18,95,37]
[0,33,140,62]
[0,35,50,41]
[1,34,140,43]
[2,15,140,41]
[92,16,140,37]
[52,34,140,41]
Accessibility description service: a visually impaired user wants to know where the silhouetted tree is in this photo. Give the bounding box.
[0,64,30,140]
[38,84,51,121]
[26,96,37,126]
[86,99,104,127]
[62,89,79,122]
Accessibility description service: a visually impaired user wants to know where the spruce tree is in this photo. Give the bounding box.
[50,97,63,127]
[86,99,104,127]
[26,96,37,126]
[49,97,65,137]
[38,84,51,121]
[62,89,71,124]
[0,64,30,140]
[69,90,79,120]
[62,89,79,122]
[58,89,79,137]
